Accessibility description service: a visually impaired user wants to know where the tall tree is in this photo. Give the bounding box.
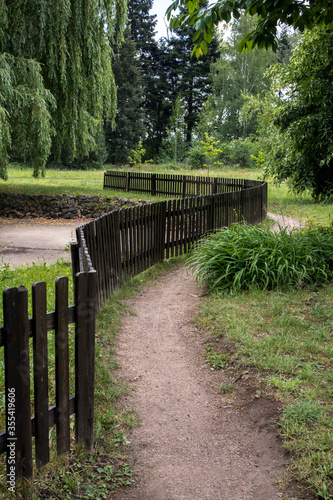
[127,0,166,158]
[105,27,145,165]
[265,27,333,199]
[0,0,127,178]
[168,7,219,145]
[197,15,277,141]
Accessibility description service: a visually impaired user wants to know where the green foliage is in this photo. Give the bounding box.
[128,141,151,169]
[186,144,206,169]
[200,133,223,173]
[187,222,333,293]
[0,0,127,178]
[220,138,260,168]
[167,0,333,55]
[269,28,333,199]
[162,95,187,164]
[0,53,55,179]
[204,346,228,370]
[187,133,223,171]
[195,15,278,142]
[105,27,145,165]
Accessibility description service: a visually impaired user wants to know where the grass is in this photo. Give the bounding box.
[2,162,333,226]
[195,282,333,498]
[0,254,185,499]
[187,222,333,293]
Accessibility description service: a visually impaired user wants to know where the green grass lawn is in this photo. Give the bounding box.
[2,163,333,226]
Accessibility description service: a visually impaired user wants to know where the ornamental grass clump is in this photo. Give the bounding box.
[187,222,333,293]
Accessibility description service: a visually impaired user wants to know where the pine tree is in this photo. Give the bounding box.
[0,0,127,178]
[105,27,145,165]
[167,4,219,146]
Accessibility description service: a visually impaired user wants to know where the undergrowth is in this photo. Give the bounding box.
[187,221,333,293]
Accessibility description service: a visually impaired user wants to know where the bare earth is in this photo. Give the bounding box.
[113,214,309,500]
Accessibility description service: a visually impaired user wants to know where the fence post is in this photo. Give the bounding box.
[75,270,97,453]
[32,282,49,469]
[55,277,70,456]
[4,286,33,484]
[151,173,156,196]
[125,172,130,192]
[182,176,187,198]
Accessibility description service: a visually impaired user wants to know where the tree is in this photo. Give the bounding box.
[198,15,277,141]
[267,28,333,199]
[0,0,127,178]
[166,0,333,55]
[127,0,165,159]
[241,27,333,199]
[162,94,187,163]
[168,5,219,145]
[105,27,145,165]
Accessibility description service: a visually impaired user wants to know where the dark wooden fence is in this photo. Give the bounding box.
[0,268,97,484]
[83,175,267,305]
[1,172,267,485]
[104,170,252,197]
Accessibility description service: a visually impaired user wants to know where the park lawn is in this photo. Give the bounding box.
[1,163,333,226]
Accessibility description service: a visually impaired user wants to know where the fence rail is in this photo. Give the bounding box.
[104,170,253,197]
[1,171,267,485]
[87,174,267,304]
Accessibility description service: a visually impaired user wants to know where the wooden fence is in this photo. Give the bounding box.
[82,176,267,305]
[0,268,97,484]
[104,170,251,197]
[0,172,267,485]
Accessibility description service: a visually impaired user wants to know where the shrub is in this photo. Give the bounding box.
[220,138,261,168]
[187,222,333,293]
[187,144,206,169]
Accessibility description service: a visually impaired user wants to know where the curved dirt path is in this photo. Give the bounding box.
[113,268,304,500]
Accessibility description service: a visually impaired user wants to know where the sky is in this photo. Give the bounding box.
[150,0,173,39]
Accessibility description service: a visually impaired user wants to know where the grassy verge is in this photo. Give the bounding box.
[0,256,185,499]
[196,286,333,499]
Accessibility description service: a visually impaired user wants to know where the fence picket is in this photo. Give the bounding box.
[55,277,70,456]
[32,282,49,469]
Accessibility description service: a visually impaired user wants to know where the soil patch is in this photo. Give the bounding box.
[112,268,309,500]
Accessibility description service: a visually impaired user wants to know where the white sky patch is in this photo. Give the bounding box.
[151,0,172,39]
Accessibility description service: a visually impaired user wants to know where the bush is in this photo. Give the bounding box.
[186,144,206,169]
[220,138,261,168]
[187,222,333,293]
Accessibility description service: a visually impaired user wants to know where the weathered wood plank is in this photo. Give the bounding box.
[55,277,70,456]
[32,281,49,469]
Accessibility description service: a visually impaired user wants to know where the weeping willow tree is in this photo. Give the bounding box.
[0,0,127,178]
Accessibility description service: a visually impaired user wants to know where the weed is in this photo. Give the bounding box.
[219,383,234,394]
[204,346,228,370]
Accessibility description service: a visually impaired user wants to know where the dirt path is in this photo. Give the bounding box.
[113,268,305,500]
[112,213,310,500]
